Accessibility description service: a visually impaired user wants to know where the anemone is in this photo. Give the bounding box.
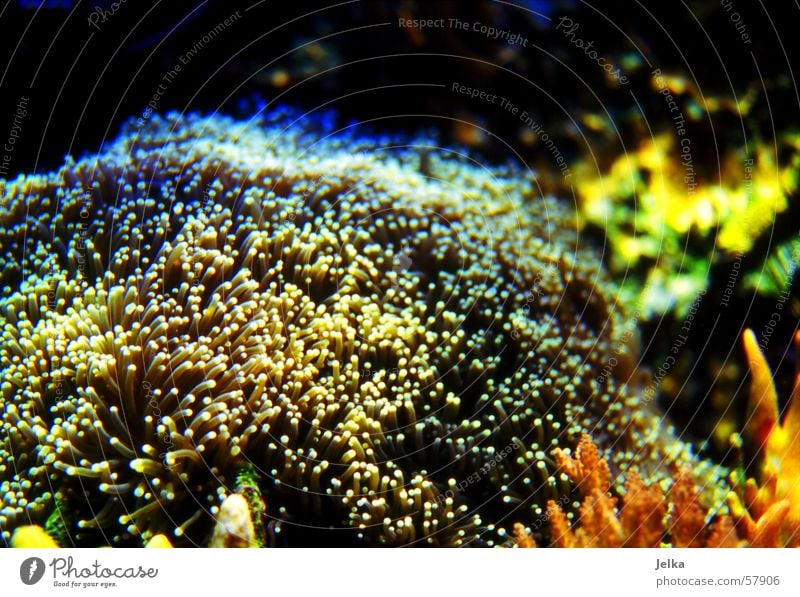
[0,110,712,547]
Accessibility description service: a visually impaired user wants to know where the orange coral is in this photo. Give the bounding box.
[667,469,739,547]
[727,329,800,547]
[533,435,741,548]
[515,328,800,549]
[554,435,612,495]
[667,469,708,547]
[512,522,537,548]
[546,500,579,548]
[549,434,622,547]
[619,471,667,547]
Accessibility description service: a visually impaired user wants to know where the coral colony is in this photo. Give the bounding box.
[0,110,795,548]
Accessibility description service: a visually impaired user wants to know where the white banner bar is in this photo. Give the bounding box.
[2,548,799,597]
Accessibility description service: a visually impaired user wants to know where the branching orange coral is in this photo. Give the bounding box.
[512,522,537,548]
[666,469,740,547]
[667,469,707,547]
[619,472,668,547]
[522,435,741,548]
[554,434,612,496]
[727,330,800,547]
[549,435,623,547]
[515,328,800,549]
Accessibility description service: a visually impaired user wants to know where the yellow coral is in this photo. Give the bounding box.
[10,525,59,548]
[145,535,173,548]
[728,330,800,547]
[573,127,800,314]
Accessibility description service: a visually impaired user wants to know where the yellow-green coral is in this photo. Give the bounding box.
[572,69,800,316]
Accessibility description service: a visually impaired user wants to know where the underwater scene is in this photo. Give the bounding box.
[0,0,798,552]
